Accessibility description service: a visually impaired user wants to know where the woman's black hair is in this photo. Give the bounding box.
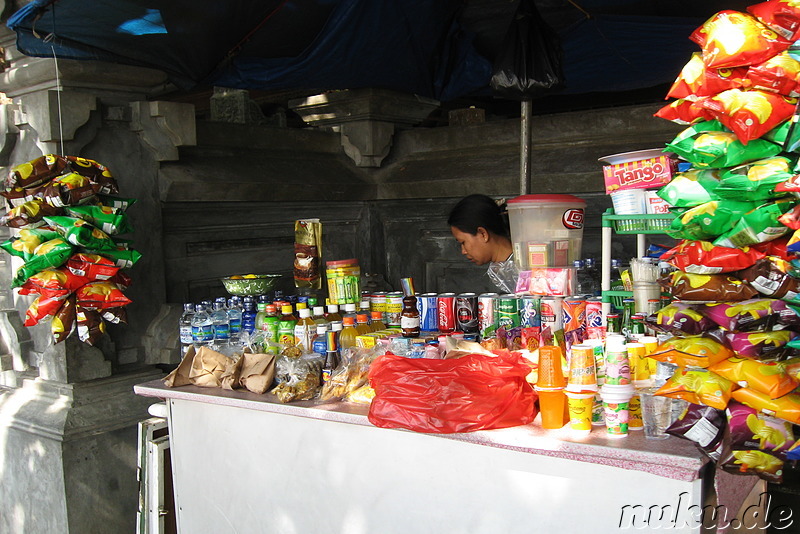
[447,194,510,238]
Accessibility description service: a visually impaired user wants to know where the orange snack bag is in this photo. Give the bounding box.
[690,11,791,69]
[710,356,798,399]
[731,387,800,425]
[656,367,735,410]
[648,336,733,368]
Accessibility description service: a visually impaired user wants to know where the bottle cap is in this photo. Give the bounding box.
[265,304,276,313]
[281,305,293,314]
[299,308,311,318]
[296,302,307,310]
[313,306,325,315]
[371,311,383,320]
[356,313,369,323]
[344,303,357,312]
[316,324,328,333]
[327,304,339,312]
[343,316,355,326]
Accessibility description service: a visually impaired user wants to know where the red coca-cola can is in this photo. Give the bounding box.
[437,292,456,333]
[456,293,479,333]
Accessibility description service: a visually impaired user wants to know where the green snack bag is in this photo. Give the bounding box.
[0,227,60,260]
[657,168,721,208]
[64,204,133,235]
[96,195,136,211]
[85,246,142,268]
[12,237,74,287]
[713,199,796,248]
[667,200,759,241]
[714,157,796,201]
[44,216,117,251]
[666,121,782,169]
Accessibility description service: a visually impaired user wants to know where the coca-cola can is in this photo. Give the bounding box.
[455,293,479,333]
[437,292,456,333]
[419,293,439,331]
[478,293,498,339]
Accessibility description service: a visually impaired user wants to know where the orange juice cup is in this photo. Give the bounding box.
[535,385,567,429]
[537,345,566,388]
[565,390,595,434]
[566,344,598,393]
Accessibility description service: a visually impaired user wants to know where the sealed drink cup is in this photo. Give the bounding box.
[537,345,566,388]
[535,385,567,430]
[601,384,634,438]
[629,392,643,431]
[627,342,651,387]
[604,336,631,386]
[566,344,597,392]
[565,390,595,434]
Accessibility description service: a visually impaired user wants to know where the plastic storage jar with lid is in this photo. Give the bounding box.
[507,194,586,270]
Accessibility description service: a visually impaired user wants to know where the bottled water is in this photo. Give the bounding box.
[179,303,195,354]
[191,304,213,347]
[211,301,230,347]
[227,297,242,343]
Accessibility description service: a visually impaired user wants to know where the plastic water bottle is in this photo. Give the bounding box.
[179,303,195,354]
[191,304,213,347]
[241,296,257,335]
[211,301,230,347]
[227,297,242,343]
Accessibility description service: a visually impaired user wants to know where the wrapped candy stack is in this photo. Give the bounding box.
[0,154,140,346]
[648,2,800,483]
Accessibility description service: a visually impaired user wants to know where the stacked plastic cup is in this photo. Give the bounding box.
[535,345,568,429]
[565,344,598,434]
[601,335,634,437]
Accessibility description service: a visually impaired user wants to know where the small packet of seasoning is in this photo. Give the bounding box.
[711,356,798,398]
[665,271,758,301]
[64,204,133,235]
[713,199,795,249]
[656,168,721,208]
[666,403,727,461]
[294,219,322,290]
[661,240,765,274]
[5,154,68,190]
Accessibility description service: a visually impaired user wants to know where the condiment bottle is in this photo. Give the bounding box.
[401,295,420,338]
[369,311,386,332]
[355,313,371,335]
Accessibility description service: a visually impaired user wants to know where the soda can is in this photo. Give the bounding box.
[562,296,586,333]
[437,292,456,333]
[496,294,520,329]
[419,293,439,331]
[584,296,604,339]
[477,293,498,339]
[386,292,404,327]
[519,296,541,328]
[455,293,479,333]
[540,297,563,331]
[370,293,387,315]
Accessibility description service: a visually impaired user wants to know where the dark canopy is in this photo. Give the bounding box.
[6,0,747,101]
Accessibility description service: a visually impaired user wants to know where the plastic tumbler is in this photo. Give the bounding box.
[627,342,651,388]
[591,393,605,426]
[604,337,631,386]
[640,387,673,440]
[535,385,568,430]
[628,391,643,431]
[565,390,595,434]
[566,344,597,392]
[537,345,566,388]
[601,384,634,438]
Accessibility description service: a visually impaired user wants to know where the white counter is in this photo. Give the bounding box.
[135,380,760,534]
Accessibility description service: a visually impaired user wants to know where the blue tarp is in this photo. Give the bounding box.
[7,0,706,101]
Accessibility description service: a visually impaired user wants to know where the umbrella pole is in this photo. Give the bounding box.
[520,99,533,195]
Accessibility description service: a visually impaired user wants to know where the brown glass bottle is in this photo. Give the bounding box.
[400,295,420,338]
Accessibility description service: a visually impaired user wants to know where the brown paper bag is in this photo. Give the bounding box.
[188,346,230,388]
[239,352,277,394]
[164,346,196,387]
[220,354,244,390]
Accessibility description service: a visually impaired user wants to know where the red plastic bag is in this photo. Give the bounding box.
[368,351,537,433]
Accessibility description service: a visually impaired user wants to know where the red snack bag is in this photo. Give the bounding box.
[700,89,798,144]
[24,295,66,326]
[746,51,800,96]
[66,253,119,281]
[749,0,800,40]
[778,203,800,229]
[667,53,749,99]
[654,98,714,125]
[75,282,131,310]
[52,294,76,344]
[21,268,89,299]
[662,240,765,274]
[690,11,791,69]
[751,235,792,260]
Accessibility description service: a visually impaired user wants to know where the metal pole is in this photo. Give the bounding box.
[520,99,533,195]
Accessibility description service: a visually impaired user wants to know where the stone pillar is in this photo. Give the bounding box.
[0,26,181,534]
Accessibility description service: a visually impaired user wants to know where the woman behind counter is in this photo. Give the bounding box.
[448,194,520,293]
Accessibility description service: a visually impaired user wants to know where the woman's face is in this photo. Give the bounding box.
[451,226,493,265]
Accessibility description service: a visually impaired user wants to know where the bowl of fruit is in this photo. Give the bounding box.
[221,274,281,296]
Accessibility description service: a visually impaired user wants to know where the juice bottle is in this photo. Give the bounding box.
[370,311,386,332]
[312,306,328,327]
[254,301,268,332]
[261,304,279,343]
[338,316,359,350]
[355,313,371,335]
[325,304,343,328]
[311,324,328,357]
[277,305,298,346]
[342,302,357,323]
[294,308,315,351]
